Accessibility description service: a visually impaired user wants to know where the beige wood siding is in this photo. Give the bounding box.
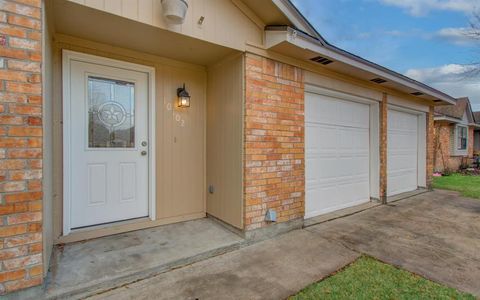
[52,35,207,241]
[68,0,263,51]
[206,53,244,229]
[156,65,207,219]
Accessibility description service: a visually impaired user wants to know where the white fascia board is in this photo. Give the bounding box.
[434,115,461,123]
[271,0,321,40]
[265,30,289,49]
[266,28,457,105]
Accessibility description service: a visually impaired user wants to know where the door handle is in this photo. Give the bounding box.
[141,151,147,156]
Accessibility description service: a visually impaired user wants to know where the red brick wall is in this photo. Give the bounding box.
[434,122,475,172]
[426,106,434,188]
[468,126,474,158]
[0,0,43,294]
[244,53,304,231]
[434,122,453,172]
[379,93,387,203]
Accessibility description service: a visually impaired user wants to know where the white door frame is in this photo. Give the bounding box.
[62,50,156,235]
[305,84,381,202]
[387,104,427,189]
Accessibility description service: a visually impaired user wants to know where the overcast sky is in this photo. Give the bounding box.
[291,0,480,110]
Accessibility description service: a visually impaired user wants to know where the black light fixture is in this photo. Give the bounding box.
[177,83,190,108]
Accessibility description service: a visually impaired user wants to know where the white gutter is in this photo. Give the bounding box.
[434,115,461,123]
[266,27,457,105]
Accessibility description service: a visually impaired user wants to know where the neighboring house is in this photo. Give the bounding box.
[434,97,478,172]
[474,111,480,153]
[0,0,457,294]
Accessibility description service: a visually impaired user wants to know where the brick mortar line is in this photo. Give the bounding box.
[3,0,42,10]
[244,105,304,113]
[3,18,42,30]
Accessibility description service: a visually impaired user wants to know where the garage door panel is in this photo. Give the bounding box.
[388,172,417,195]
[389,154,417,170]
[306,94,369,128]
[387,109,418,196]
[306,92,371,218]
[389,133,417,150]
[307,126,368,180]
[306,175,370,217]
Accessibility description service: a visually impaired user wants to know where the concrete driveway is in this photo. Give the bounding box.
[307,189,480,296]
[89,190,480,299]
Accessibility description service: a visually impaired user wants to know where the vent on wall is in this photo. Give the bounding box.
[411,92,424,96]
[310,56,334,65]
[370,78,387,84]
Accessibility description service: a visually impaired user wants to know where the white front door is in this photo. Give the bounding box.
[387,109,419,196]
[305,92,371,218]
[64,54,151,230]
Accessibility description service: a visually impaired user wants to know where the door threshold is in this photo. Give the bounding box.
[56,212,206,244]
[386,188,429,203]
[69,216,151,234]
[72,216,150,231]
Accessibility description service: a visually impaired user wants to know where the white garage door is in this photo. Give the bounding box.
[305,92,370,218]
[387,109,418,196]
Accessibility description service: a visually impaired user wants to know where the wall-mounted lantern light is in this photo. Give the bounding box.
[161,0,188,24]
[177,83,191,108]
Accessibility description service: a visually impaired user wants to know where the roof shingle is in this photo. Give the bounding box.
[434,97,469,120]
[473,112,480,124]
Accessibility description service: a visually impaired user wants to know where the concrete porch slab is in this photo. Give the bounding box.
[10,218,244,300]
[88,230,360,300]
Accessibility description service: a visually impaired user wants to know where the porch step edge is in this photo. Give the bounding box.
[62,240,247,300]
[15,240,247,300]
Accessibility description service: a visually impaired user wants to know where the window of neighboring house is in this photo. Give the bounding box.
[457,125,468,150]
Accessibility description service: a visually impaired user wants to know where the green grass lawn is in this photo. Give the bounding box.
[433,174,480,199]
[290,256,475,300]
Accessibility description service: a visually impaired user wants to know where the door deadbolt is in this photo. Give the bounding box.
[141,141,148,146]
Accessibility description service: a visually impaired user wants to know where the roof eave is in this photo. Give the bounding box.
[271,0,323,40]
[265,27,457,105]
[434,115,461,123]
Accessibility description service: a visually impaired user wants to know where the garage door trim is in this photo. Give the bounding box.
[306,84,380,105]
[305,84,380,218]
[387,104,427,196]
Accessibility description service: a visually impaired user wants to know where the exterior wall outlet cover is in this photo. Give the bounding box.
[208,185,215,194]
[265,209,276,222]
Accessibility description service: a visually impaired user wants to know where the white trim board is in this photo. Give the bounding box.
[306,83,380,105]
[62,50,156,236]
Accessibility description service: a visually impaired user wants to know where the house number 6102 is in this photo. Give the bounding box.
[166,102,185,127]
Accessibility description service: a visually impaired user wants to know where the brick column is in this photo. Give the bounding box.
[244,53,304,231]
[468,127,474,158]
[433,123,452,172]
[0,0,43,294]
[379,93,388,203]
[426,105,434,189]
